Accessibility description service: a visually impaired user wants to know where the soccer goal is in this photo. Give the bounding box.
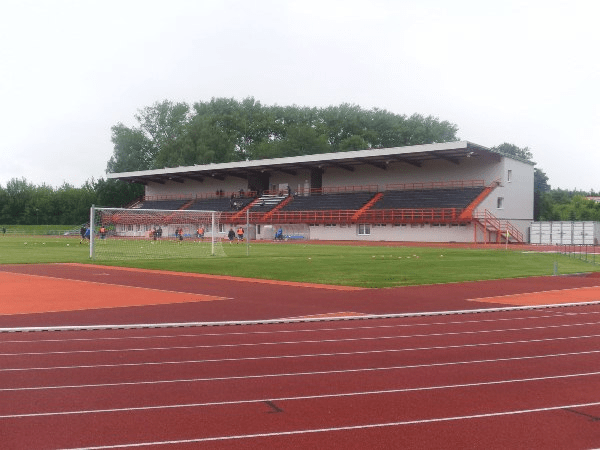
[89,206,226,260]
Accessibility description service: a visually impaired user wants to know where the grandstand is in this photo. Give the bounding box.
[108,141,534,243]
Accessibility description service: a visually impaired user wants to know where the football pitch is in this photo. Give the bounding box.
[1,234,598,288]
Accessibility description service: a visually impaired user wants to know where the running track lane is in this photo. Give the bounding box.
[0,264,600,327]
[1,305,599,449]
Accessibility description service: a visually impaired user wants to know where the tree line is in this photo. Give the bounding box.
[0,178,142,226]
[1,97,598,225]
[107,98,459,173]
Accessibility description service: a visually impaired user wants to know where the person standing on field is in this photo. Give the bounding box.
[236,227,244,243]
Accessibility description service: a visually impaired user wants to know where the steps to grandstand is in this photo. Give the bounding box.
[473,210,524,243]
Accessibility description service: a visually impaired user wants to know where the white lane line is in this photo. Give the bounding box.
[2,334,600,372]
[56,401,600,449]
[1,333,600,372]
[2,310,599,346]
[1,349,599,390]
[2,371,599,419]
[3,301,600,333]
[2,321,600,357]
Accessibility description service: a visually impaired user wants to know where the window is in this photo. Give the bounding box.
[497,197,504,209]
[507,169,512,182]
[358,224,371,235]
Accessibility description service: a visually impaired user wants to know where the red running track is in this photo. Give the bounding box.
[1,264,600,327]
[1,305,600,449]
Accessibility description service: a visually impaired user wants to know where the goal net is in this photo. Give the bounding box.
[89,206,226,260]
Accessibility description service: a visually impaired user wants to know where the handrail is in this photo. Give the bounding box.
[222,208,469,225]
[360,208,465,223]
[385,179,485,191]
[472,210,524,243]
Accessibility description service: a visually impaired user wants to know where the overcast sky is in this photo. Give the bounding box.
[1,0,598,191]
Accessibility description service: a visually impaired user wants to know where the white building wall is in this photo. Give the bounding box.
[308,223,474,242]
[268,170,312,194]
[475,157,534,238]
[145,178,248,198]
[323,153,502,188]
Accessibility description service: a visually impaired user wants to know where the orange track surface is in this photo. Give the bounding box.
[0,271,227,315]
[2,266,600,317]
[470,285,600,306]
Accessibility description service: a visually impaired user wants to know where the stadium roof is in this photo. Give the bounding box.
[108,140,531,185]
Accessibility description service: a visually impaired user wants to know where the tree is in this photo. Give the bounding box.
[94,178,144,208]
[107,97,461,174]
[107,124,154,173]
[491,143,533,161]
[107,100,191,173]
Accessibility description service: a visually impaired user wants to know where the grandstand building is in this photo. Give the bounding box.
[108,141,534,243]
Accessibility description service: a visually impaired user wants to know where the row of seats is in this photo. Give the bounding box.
[187,197,254,212]
[281,192,376,211]
[136,187,485,213]
[372,187,483,209]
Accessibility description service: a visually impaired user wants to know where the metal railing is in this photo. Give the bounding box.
[557,244,599,265]
[472,210,524,243]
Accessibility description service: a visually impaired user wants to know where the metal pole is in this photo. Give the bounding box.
[89,205,95,260]
[211,212,215,256]
[246,208,250,256]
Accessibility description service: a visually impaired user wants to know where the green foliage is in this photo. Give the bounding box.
[107,97,460,172]
[0,177,143,225]
[106,123,154,173]
[491,142,534,161]
[537,189,600,221]
[94,179,144,208]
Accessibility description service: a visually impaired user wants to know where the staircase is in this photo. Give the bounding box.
[472,210,524,244]
[260,195,292,222]
[351,192,384,222]
[459,180,500,220]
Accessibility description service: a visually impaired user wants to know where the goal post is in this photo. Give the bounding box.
[89,206,225,261]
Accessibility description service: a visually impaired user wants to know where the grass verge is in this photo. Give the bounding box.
[0,235,598,288]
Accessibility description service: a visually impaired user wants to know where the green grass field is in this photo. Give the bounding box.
[1,234,598,288]
[0,224,80,235]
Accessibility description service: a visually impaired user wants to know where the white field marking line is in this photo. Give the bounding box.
[3,349,600,393]
[2,335,600,373]
[2,320,599,357]
[3,310,598,345]
[3,371,600,419]
[0,271,232,301]
[55,400,600,449]
[4,301,600,334]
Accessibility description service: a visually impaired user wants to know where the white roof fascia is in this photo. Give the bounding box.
[107,141,478,179]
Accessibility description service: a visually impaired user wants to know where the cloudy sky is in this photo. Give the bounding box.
[1,0,598,191]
